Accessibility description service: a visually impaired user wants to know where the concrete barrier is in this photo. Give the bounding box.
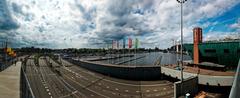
[20,64,35,98]
[161,66,234,86]
[66,58,162,80]
[174,76,198,98]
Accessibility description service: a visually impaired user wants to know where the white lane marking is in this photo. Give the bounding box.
[146,95,151,97]
[125,90,129,92]
[104,78,171,87]
[123,94,127,97]
[86,71,95,76]
[136,91,140,93]
[146,90,150,92]
[60,90,80,98]
[66,66,172,87]
[153,89,158,92]
[115,88,119,90]
[65,76,110,98]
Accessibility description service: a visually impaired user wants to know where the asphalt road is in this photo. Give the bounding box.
[26,56,50,98]
[25,55,174,98]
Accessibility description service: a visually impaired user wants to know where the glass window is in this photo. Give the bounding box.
[204,49,216,53]
[224,49,229,53]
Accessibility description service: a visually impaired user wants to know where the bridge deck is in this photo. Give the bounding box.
[0,61,21,98]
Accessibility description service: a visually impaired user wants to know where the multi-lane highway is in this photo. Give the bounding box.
[26,56,51,98]
[25,55,174,98]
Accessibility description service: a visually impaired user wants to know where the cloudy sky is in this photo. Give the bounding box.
[0,0,240,49]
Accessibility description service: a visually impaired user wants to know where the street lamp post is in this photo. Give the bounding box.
[177,0,186,82]
[177,0,187,95]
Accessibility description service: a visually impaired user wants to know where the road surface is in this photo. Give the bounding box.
[25,55,174,98]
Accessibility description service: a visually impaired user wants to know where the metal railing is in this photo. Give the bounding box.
[0,58,17,72]
[229,59,240,98]
[20,62,35,98]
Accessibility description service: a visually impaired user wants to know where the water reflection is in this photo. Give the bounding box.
[98,52,192,66]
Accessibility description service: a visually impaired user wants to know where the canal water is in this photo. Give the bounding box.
[97,52,192,66]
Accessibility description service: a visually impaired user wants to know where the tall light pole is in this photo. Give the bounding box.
[177,0,186,83]
[177,0,187,95]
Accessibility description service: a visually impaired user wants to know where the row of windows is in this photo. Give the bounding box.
[204,49,240,54]
[204,49,216,53]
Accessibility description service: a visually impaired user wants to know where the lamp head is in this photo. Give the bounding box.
[177,0,187,3]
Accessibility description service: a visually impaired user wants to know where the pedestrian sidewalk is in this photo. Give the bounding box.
[0,61,21,98]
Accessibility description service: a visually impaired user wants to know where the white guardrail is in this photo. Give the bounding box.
[229,59,240,98]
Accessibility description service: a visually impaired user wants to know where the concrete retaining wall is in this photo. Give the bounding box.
[161,66,234,86]
[66,59,162,80]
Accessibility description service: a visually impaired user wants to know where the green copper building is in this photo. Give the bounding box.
[184,40,240,68]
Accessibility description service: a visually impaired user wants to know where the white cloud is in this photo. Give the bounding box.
[2,0,240,48]
[204,31,240,41]
[230,18,240,32]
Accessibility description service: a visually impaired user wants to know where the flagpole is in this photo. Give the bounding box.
[107,42,109,64]
[135,46,136,66]
[123,38,125,65]
[128,47,130,66]
[128,38,130,66]
[128,38,132,66]
[135,38,137,67]
[117,40,119,63]
[112,40,114,64]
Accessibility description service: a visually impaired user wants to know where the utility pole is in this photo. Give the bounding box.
[177,0,187,95]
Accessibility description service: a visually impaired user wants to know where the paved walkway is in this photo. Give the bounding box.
[0,61,21,98]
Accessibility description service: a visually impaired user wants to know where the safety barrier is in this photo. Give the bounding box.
[20,64,35,98]
[0,57,16,72]
[66,58,163,80]
[229,59,240,98]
